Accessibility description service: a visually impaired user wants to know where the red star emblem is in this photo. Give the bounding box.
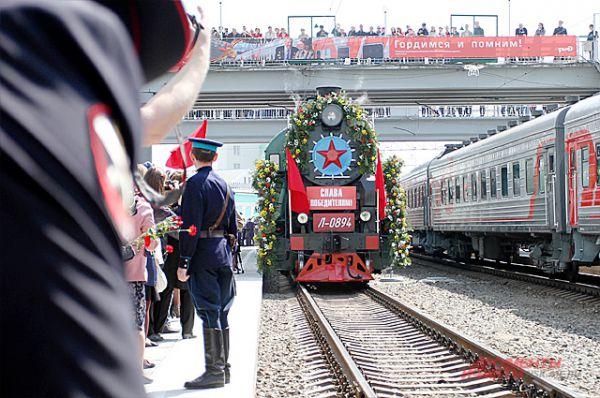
[317,140,347,169]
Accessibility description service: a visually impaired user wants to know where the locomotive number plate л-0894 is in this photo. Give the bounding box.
[313,213,355,232]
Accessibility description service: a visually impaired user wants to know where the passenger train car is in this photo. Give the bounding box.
[401,95,600,280]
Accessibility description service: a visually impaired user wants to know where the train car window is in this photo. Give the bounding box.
[571,151,576,185]
[442,179,447,205]
[539,156,546,193]
[549,153,555,173]
[455,177,461,203]
[513,162,521,196]
[501,166,508,197]
[480,171,487,200]
[449,178,454,203]
[525,158,534,194]
[471,173,478,200]
[490,167,497,198]
[581,147,589,188]
[462,176,468,202]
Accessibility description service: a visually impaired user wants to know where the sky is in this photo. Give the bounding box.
[187,0,599,37]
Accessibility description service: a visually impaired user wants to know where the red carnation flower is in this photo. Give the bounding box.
[165,244,174,253]
[144,235,152,248]
[188,225,197,236]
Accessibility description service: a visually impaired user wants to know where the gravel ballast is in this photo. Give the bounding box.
[372,264,600,397]
[255,292,307,398]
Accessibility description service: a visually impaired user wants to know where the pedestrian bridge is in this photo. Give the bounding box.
[142,60,600,143]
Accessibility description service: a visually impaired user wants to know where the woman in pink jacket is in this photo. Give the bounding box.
[124,194,157,384]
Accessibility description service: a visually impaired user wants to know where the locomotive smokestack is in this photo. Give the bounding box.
[316,86,343,96]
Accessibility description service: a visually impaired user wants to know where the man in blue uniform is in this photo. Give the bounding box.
[178,137,237,389]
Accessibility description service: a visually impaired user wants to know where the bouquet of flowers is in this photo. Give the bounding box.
[122,215,197,261]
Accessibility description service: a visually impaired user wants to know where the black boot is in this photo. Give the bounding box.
[184,328,225,389]
[223,328,230,384]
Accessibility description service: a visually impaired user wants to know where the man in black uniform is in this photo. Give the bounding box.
[0,1,210,396]
[178,138,237,389]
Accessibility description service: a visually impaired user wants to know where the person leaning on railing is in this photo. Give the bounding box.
[584,24,598,60]
[535,22,546,36]
[473,21,484,36]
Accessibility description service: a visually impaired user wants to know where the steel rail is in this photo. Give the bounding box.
[366,287,587,398]
[411,253,600,298]
[297,284,377,398]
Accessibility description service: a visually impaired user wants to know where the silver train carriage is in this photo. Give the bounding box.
[401,94,600,278]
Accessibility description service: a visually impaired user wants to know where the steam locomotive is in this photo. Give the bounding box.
[261,87,389,283]
[400,94,600,281]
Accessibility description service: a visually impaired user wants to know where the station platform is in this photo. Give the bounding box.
[145,248,262,398]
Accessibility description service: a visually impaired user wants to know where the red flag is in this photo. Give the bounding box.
[375,149,387,220]
[165,120,208,169]
[285,148,310,214]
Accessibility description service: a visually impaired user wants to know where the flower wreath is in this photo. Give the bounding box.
[251,159,282,270]
[286,91,378,175]
[383,156,411,267]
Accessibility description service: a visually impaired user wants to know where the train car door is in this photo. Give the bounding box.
[568,146,579,228]
[546,148,558,229]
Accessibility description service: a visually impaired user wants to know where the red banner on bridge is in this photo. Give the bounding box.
[215,35,578,62]
[389,36,577,58]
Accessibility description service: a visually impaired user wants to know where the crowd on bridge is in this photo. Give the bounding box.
[211,19,597,42]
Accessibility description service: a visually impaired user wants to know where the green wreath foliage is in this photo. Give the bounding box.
[383,156,412,267]
[251,159,281,269]
[286,91,378,175]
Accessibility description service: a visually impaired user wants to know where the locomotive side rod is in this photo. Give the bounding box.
[297,285,377,398]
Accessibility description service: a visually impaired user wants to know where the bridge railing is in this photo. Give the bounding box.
[418,104,551,118]
[184,105,547,121]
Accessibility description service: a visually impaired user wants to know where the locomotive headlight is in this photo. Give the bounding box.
[297,213,309,224]
[360,210,372,222]
[321,104,343,127]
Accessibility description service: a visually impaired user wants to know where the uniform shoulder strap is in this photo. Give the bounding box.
[208,185,230,233]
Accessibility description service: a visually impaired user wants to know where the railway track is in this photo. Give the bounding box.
[410,253,600,304]
[297,284,585,398]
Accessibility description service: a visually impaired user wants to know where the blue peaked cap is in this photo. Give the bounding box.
[190,137,223,152]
